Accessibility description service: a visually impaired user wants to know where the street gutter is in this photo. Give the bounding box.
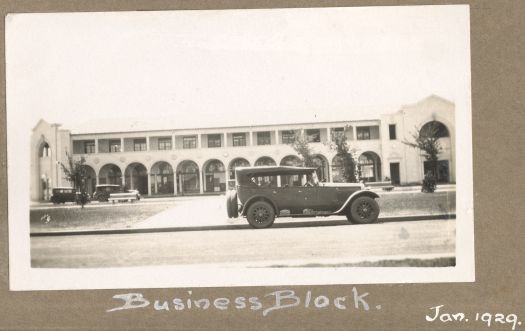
[30,213,456,237]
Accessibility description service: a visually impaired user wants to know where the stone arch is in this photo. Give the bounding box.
[83,165,97,197]
[176,160,200,194]
[203,159,226,193]
[252,156,278,186]
[280,155,302,167]
[254,156,276,166]
[312,154,329,182]
[418,120,453,183]
[150,161,174,195]
[358,151,382,182]
[420,120,450,138]
[228,158,250,180]
[99,163,123,186]
[35,139,52,200]
[279,155,303,187]
[125,162,148,195]
[38,141,51,158]
[331,155,347,183]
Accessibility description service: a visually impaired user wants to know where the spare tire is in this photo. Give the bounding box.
[229,191,239,218]
[226,190,233,218]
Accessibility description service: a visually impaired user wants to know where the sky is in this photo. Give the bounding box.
[6,5,471,133]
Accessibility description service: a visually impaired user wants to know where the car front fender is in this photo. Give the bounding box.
[333,190,380,214]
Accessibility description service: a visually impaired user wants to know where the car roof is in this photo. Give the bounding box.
[235,166,317,177]
[53,187,75,190]
[95,184,121,187]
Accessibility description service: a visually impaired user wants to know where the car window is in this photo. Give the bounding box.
[280,174,302,187]
[249,175,277,188]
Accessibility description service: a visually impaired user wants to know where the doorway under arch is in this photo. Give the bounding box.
[312,155,329,182]
[203,159,226,193]
[150,161,174,195]
[177,160,200,194]
[228,158,250,180]
[125,163,148,195]
[83,165,97,197]
[99,164,122,186]
[358,152,382,182]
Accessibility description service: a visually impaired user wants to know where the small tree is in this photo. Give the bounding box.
[326,126,358,183]
[59,153,90,208]
[290,132,315,167]
[403,122,443,193]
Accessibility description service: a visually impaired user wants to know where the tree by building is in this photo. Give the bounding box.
[403,122,443,193]
[290,132,315,167]
[59,153,90,207]
[327,126,358,183]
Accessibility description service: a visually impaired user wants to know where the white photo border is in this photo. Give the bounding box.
[7,5,474,291]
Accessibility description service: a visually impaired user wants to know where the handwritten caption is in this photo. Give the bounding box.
[106,287,381,316]
[426,305,522,330]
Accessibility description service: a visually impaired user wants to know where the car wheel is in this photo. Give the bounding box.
[226,191,234,218]
[246,201,275,229]
[229,191,239,218]
[347,196,379,224]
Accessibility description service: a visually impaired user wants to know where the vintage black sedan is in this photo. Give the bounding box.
[226,166,380,228]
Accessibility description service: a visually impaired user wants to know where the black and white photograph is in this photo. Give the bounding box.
[6,5,473,290]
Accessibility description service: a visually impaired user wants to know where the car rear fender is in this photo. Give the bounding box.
[240,196,278,216]
[334,190,380,214]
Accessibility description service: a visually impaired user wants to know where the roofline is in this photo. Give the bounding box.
[32,118,63,131]
[69,118,381,136]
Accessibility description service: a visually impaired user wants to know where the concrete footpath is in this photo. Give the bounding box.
[29,184,456,208]
[31,190,456,236]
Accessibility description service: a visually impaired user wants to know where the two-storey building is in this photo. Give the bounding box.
[30,95,455,201]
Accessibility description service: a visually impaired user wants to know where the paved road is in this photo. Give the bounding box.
[31,218,455,268]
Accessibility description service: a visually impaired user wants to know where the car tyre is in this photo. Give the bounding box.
[98,193,108,202]
[226,191,233,218]
[246,201,275,229]
[347,196,379,224]
[229,191,239,218]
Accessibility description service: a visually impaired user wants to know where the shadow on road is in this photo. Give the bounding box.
[30,214,455,237]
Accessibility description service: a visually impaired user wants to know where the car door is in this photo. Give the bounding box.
[272,174,316,214]
[314,185,340,211]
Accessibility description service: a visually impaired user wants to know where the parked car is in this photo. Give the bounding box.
[93,184,141,202]
[226,166,380,228]
[50,187,91,205]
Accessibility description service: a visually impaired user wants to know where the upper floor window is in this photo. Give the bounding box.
[257,132,271,145]
[84,141,96,154]
[332,127,345,139]
[389,124,397,140]
[281,130,295,144]
[306,129,321,143]
[158,137,172,150]
[208,134,222,148]
[134,138,147,151]
[183,136,197,149]
[232,133,246,147]
[357,127,371,140]
[109,139,121,152]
